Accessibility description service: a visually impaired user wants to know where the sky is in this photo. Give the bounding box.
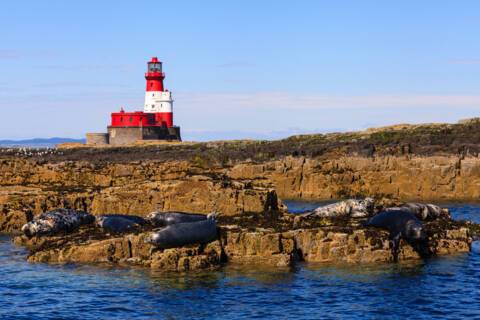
[1,1,480,141]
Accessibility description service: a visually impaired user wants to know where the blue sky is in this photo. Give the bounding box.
[1,1,480,141]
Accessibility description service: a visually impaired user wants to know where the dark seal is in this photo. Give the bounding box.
[147,213,217,249]
[146,211,207,227]
[95,214,148,234]
[365,209,426,261]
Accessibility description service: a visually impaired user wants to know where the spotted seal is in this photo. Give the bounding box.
[21,209,95,237]
[95,214,148,234]
[304,198,375,218]
[147,213,218,249]
[146,211,207,227]
[365,209,426,261]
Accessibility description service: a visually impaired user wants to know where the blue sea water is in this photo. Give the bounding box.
[1,204,479,320]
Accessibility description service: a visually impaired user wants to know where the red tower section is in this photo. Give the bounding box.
[143,57,174,128]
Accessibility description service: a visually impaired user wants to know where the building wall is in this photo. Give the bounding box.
[86,133,109,146]
[168,126,181,140]
[107,127,143,146]
[107,126,181,145]
[111,112,155,127]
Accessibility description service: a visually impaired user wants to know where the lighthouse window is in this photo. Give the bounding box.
[148,63,162,72]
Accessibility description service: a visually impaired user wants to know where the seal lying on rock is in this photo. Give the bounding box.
[146,211,207,227]
[95,214,148,234]
[304,198,375,218]
[365,209,426,261]
[390,203,450,220]
[21,209,95,237]
[147,213,218,249]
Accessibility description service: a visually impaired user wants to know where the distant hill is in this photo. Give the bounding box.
[0,137,85,147]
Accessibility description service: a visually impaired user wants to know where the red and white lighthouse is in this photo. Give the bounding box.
[143,57,174,127]
[96,57,181,146]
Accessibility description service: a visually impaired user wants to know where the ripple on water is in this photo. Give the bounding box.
[1,204,480,319]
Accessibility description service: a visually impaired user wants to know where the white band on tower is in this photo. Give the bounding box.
[144,91,173,113]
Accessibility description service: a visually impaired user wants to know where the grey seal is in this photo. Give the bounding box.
[303,198,375,218]
[391,203,450,220]
[365,209,426,261]
[21,209,95,237]
[146,211,207,227]
[95,214,148,234]
[147,213,218,249]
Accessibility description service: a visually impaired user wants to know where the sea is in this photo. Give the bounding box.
[0,203,479,320]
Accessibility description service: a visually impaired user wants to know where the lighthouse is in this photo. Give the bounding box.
[86,57,181,146]
[144,57,174,127]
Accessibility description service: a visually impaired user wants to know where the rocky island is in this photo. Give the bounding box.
[2,119,480,272]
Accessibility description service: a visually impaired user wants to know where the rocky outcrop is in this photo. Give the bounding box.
[220,218,472,265]
[14,212,474,271]
[2,120,480,271]
[16,229,224,272]
[229,155,480,201]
